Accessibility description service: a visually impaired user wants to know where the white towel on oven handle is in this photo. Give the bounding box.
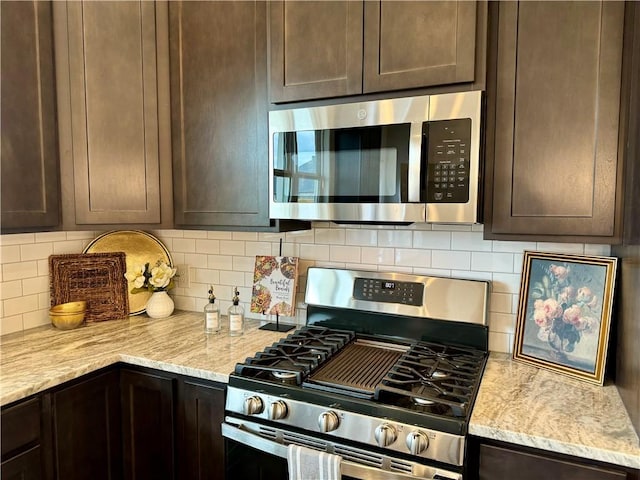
[287,444,342,480]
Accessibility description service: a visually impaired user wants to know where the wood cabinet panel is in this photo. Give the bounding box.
[479,443,627,480]
[170,1,271,227]
[51,370,121,480]
[269,1,363,102]
[54,1,172,227]
[1,446,43,480]
[0,0,60,231]
[486,1,625,239]
[120,369,174,480]
[363,1,476,93]
[177,378,225,480]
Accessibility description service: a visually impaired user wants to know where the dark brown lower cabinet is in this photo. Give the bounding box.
[51,369,122,480]
[176,378,226,480]
[476,440,636,480]
[120,368,175,480]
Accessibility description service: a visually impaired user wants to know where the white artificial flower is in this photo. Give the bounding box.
[149,262,177,289]
[124,264,146,288]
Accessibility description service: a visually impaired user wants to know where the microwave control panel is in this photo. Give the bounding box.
[424,118,471,203]
[353,277,424,306]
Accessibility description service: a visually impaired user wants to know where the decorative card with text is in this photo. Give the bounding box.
[251,256,299,316]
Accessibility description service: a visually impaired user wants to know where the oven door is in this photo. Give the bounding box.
[223,417,462,480]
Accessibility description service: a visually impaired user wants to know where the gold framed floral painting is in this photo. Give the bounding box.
[513,251,618,385]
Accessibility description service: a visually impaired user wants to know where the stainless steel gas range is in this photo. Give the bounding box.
[222,267,490,480]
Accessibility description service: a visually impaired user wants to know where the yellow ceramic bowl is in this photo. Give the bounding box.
[50,301,87,314]
[49,310,86,330]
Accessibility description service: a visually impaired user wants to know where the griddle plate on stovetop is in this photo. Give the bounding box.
[304,339,408,397]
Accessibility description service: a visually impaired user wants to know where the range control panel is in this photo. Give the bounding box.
[425,118,472,203]
[353,277,424,306]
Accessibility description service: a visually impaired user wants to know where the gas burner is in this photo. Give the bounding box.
[271,371,298,385]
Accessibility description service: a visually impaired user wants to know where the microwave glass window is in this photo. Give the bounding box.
[272,124,410,203]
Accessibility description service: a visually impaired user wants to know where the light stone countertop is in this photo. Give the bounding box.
[471,353,640,469]
[1,312,638,470]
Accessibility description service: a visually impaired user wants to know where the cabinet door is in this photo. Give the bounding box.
[54,1,170,226]
[479,443,627,480]
[170,1,271,227]
[363,1,477,93]
[269,1,363,102]
[120,369,174,480]
[486,1,625,240]
[1,446,43,480]
[0,1,60,231]
[176,379,225,480]
[51,370,122,480]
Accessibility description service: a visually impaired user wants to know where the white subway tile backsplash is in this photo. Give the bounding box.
[315,228,346,245]
[0,245,21,263]
[451,232,491,251]
[195,239,220,255]
[330,245,361,263]
[220,240,245,256]
[413,230,451,250]
[20,243,53,261]
[346,229,377,246]
[471,252,514,273]
[432,250,471,270]
[490,312,517,334]
[3,261,38,281]
[4,294,39,316]
[377,230,412,248]
[395,248,430,268]
[361,247,395,265]
[490,292,513,314]
[0,227,606,356]
[492,272,522,294]
[1,315,24,335]
[207,254,233,270]
[0,280,22,300]
[0,233,35,246]
[300,244,330,261]
[173,237,197,253]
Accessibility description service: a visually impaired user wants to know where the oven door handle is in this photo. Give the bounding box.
[221,422,458,480]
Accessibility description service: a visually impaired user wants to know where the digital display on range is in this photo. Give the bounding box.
[382,281,395,290]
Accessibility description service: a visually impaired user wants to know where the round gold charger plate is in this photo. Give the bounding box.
[83,230,172,315]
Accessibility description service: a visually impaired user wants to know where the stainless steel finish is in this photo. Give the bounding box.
[268,91,482,224]
[226,386,465,466]
[375,424,398,448]
[223,418,462,480]
[243,395,264,416]
[269,400,288,420]
[426,91,482,224]
[318,410,341,433]
[406,431,430,455]
[305,267,490,326]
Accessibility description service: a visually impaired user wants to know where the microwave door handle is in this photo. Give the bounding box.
[221,421,452,480]
[408,123,423,203]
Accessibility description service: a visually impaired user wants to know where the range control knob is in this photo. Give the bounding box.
[318,411,340,433]
[243,396,264,416]
[268,400,288,420]
[374,423,397,447]
[406,430,429,455]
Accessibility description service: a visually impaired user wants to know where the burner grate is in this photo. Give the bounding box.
[306,340,407,397]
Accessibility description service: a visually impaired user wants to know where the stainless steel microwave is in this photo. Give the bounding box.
[268,91,483,224]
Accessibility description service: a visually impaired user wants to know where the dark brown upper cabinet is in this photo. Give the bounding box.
[169,1,308,231]
[484,1,639,244]
[269,1,482,103]
[53,1,173,229]
[1,1,60,232]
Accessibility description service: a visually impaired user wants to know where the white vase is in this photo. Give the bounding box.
[145,291,174,319]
